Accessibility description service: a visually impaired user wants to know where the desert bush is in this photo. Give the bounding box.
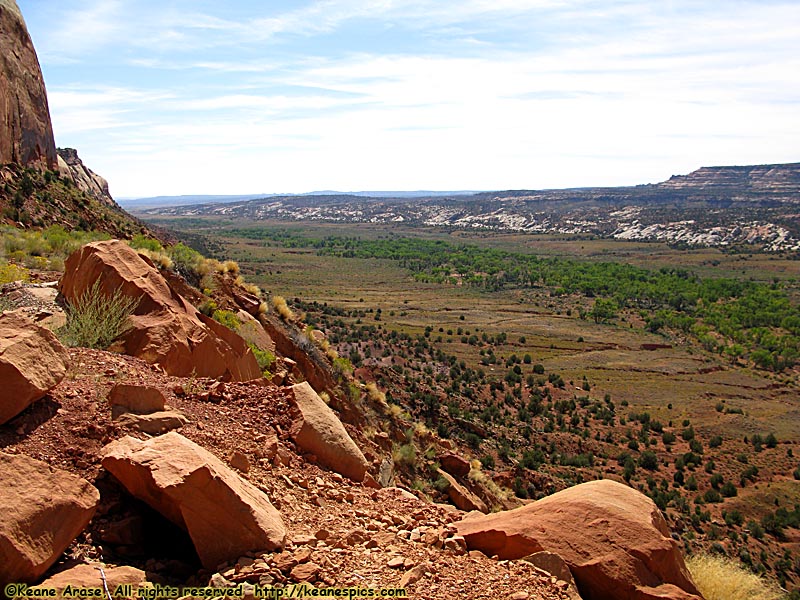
[167,243,202,274]
[58,281,139,349]
[221,260,240,275]
[129,234,162,252]
[138,248,173,270]
[212,309,241,331]
[686,553,782,600]
[248,343,275,375]
[393,442,417,468]
[0,262,29,284]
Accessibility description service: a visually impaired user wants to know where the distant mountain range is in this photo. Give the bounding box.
[135,163,800,252]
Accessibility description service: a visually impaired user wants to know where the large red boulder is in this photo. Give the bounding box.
[288,382,369,482]
[0,310,69,424]
[455,479,703,600]
[102,432,286,569]
[59,240,261,381]
[0,452,99,584]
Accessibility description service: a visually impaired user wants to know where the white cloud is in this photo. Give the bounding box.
[22,0,800,197]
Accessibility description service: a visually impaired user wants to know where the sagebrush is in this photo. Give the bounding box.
[58,281,139,349]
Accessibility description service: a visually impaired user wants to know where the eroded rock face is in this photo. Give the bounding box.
[57,148,115,207]
[0,452,99,584]
[59,240,262,381]
[0,310,69,424]
[102,432,286,569]
[288,382,369,482]
[0,0,56,169]
[455,479,702,600]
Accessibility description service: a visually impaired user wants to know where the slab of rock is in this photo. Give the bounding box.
[115,410,189,434]
[57,148,114,207]
[437,468,488,513]
[237,310,275,353]
[59,240,261,382]
[33,564,151,598]
[378,458,394,488]
[0,310,69,424]
[288,382,369,482]
[439,453,471,478]
[455,479,701,600]
[0,452,99,584]
[101,432,286,569]
[108,383,167,416]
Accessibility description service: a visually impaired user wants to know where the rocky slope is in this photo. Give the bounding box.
[0,241,707,600]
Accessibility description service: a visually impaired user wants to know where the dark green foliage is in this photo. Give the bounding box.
[228,229,800,370]
[639,450,659,470]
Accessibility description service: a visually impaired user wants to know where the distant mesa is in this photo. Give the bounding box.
[137,161,800,252]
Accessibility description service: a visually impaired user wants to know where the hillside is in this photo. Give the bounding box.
[137,163,800,252]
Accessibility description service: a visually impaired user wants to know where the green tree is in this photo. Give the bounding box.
[589,298,618,323]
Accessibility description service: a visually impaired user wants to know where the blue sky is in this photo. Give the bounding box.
[18,0,800,198]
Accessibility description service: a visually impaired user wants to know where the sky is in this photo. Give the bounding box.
[18,0,800,199]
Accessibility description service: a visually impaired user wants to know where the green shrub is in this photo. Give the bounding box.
[393,443,417,468]
[168,243,202,273]
[212,309,241,331]
[0,262,29,284]
[58,281,139,349]
[249,343,275,375]
[129,234,162,252]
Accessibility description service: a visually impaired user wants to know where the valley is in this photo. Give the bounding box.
[140,216,800,591]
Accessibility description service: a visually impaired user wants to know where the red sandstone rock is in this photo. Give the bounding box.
[108,383,167,416]
[437,468,488,513]
[0,310,68,424]
[32,564,151,599]
[0,452,99,584]
[288,382,369,482]
[59,240,262,381]
[455,479,702,600]
[0,0,56,169]
[439,452,472,478]
[102,432,286,569]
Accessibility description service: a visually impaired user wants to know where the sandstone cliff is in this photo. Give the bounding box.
[0,0,56,169]
[57,148,116,207]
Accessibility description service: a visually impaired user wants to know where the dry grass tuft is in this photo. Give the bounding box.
[387,403,404,419]
[366,381,387,405]
[686,554,783,600]
[468,461,513,504]
[271,295,294,321]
